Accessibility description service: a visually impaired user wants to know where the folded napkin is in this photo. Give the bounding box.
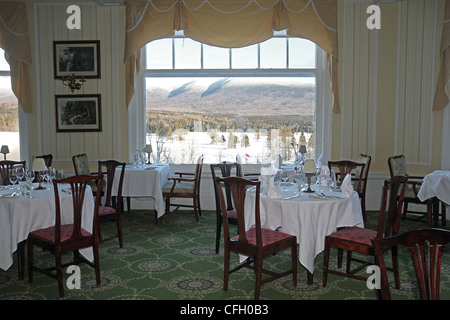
[320,165,330,187]
[317,153,324,167]
[340,174,354,198]
[263,177,280,198]
[259,164,280,198]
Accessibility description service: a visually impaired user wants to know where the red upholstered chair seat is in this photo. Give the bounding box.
[328,227,377,246]
[232,228,294,246]
[30,225,91,243]
[98,205,116,215]
[226,209,237,219]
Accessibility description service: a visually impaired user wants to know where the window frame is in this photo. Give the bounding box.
[130,34,332,165]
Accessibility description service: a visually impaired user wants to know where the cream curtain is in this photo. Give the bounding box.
[0,2,32,113]
[434,0,450,111]
[124,0,339,112]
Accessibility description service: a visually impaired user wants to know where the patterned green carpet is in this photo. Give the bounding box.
[1,209,450,301]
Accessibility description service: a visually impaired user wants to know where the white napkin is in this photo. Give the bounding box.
[317,153,324,167]
[340,174,354,198]
[265,178,281,198]
[260,164,280,198]
[320,165,330,187]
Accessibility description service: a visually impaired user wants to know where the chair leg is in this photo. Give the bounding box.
[27,240,33,283]
[55,250,64,298]
[291,241,297,287]
[93,241,101,286]
[346,251,353,274]
[215,214,222,254]
[254,255,263,300]
[116,214,123,248]
[197,194,202,216]
[322,239,330,287]
[337,249,344,268]
[442,202,446,227]
[391,246,400,289]
[193,198,199,222]
[223,248,230,291]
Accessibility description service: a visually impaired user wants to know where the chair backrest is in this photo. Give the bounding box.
[210,162,239,214]
[373,228,450,300]
[72,153,90,175]
[375,176,408,239]
[328,160,365,192]
[216,177,261,248]
[236,154,244,177]
[52,174,103,244]
[356,154,371,193]
[387,155,408,178]
[0,160,26,185]
[194,154,204,193]
[98,160,126,208]
[35,154,53,167]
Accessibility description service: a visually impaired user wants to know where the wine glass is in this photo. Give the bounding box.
[48,167,56,189]
[281,170,289,190]
[26,169,35,183]
[9,168,17,188]
[293,171,304,192]
[16,167,25,183]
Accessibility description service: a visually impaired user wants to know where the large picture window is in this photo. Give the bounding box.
[145,31,318,164]
[0,49,20,160]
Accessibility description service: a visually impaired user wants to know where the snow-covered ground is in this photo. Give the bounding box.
[147,129,313,164]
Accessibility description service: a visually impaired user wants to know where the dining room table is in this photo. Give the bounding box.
[111,163,171,218]
[0,183,95,278]
[417,170,450,227]
[244,181,364,284]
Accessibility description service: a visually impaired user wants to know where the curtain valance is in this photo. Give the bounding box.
[124,0,339,112]
[434,0,450,111]
[0,1,32,113]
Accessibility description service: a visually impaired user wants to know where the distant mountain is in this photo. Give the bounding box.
[146,78,315,117]
[0,88,16,103]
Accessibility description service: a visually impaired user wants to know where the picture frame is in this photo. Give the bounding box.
[53,40,100,79]
[55,94,102,132]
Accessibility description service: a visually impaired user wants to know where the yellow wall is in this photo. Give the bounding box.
[335,0,446,175]
[22,0,128,172]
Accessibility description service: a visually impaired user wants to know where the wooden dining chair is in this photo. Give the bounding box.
[0,160,26,185]
[27,174,103,298]
[355,154,371,221]
[35,154,53,167]
[322,176,407,287]
[236,154,260,181]
[388,154,446,226]
[373,228,450,300]
[162,154,203,222]
[328,160,366,221]
[215,176,297,300]
[210,162,239,253]
[98,160,126,248]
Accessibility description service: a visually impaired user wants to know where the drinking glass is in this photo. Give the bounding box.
[26,169,35,183]
[281,170,289,190]
[293,171,304,192]
[16,167,25,183]
[9,168,18,188]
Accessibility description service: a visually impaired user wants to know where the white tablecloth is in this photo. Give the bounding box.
[0,184,95,271]
[244,184,363,274]
[111,163,171,218]
[418,170,450,205]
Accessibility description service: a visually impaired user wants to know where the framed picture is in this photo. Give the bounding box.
[55,94,102,132]
[53,40,100,78]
